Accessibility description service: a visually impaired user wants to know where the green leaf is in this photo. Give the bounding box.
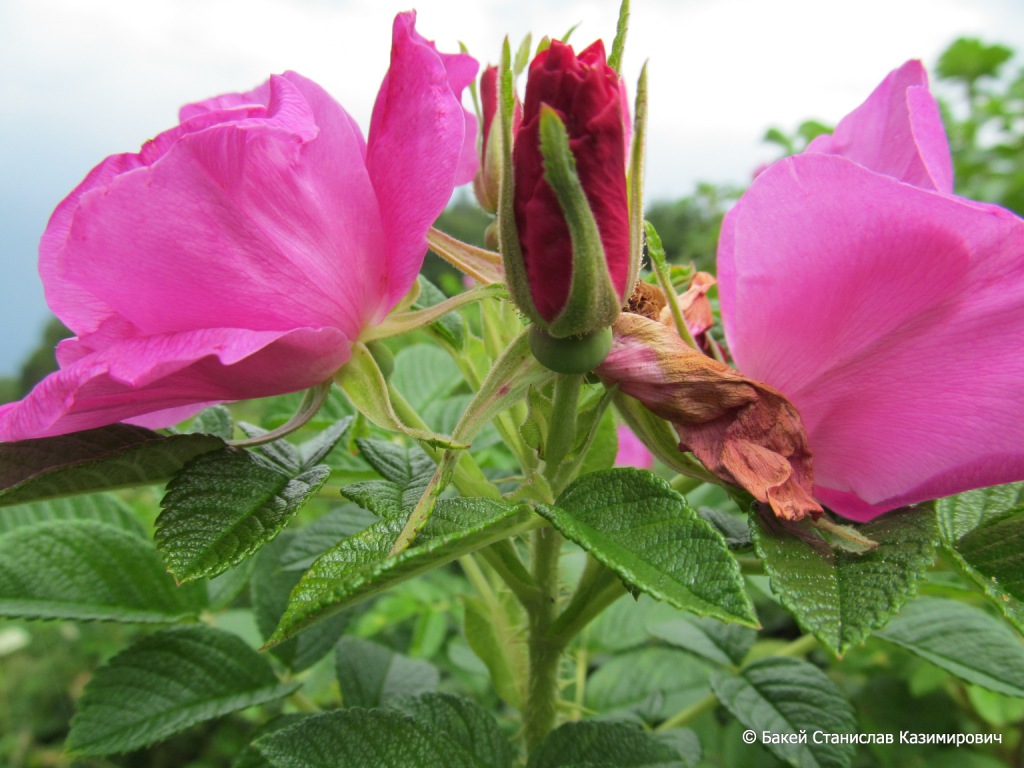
[938,483,1024,630]
[336,637,439,708]
[585,647,711,721]
[278,503,378,572]
[649,614,756,668]
[711,657,857,768]
[298,417,353,470]
[937,482,1024,541]
[538,469,756,626]
[238,422,302,473]
[156,447,330,582]
[342,439,435,519]
[392,345,462,417]
[0,425,223,507]
[67,625,298,756]
[576,402,618,477]
[268,498,531,645]
[528,721,699,768]
[0,492,146,537]
[937,37,1013,83]
[254,693,513,768]
[357,438,436,488]
[0,519,200,623]
[186,405,234,440]
[206,558,257,611]
[876,596,1024,697]
[751,504,938,655]
[252,533,354,672]
[412,276,465,351]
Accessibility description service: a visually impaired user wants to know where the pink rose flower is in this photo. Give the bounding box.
[0,12,477,441]
[718,60,1024,521]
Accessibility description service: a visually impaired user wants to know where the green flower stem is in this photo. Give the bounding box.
[524,524,564,752]
[459,554,499,608]
[655,692,718,732]
[670,474,705,496]
[287,689,322,714]
[544,373,584,487]
[777,633,820,658]
[549,559,626,645]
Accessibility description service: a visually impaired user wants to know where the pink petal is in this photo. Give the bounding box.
[0,326,350,441]
[367,11,479,316]
[44,74,381,344]
[614,424,654,470]
[719,153,1024,520]
[805,60,953,193]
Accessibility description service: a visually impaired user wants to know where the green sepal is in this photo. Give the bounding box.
[608,0,630,73]
[626,63,648,303]
[538,105,622,338]
[334,343,466,451]
[497,38,542,326]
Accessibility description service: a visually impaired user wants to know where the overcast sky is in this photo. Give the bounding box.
[2,0,1023,376]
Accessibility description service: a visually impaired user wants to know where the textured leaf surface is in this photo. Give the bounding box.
[252,534,353,672]
[0,425,223,506]
[156,448,329,582]
[938,483,1024,630]
[751,505,938,655]
[649,614,757,668]
[711,657,857,768]
[342,439,435,520]
[0,492,145,537]
[336,637,439,708]
[67,625,297,755]
[585,647,711,721]
[298,418,353,469]
[528,721,699,768]
[877,596,1024,696]
[186,406,234,440]
[268,499,530,644]
[392,345,463,416]
[254,693,512,768]
[539,469,755,625]
[279,503,378,572]
[0,519,200,623]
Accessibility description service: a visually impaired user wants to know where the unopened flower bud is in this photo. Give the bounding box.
[502,40,634,354]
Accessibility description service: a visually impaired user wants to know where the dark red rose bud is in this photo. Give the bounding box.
[510,40,631,330]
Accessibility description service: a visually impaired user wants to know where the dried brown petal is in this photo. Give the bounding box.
[598,313,822,521]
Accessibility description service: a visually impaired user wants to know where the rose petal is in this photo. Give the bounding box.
[367,11,479,317]
[804,60,952,192]
[0,326,350,441]
[719,152,1024,520]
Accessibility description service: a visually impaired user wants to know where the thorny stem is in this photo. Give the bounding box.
[524,525,563,752]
